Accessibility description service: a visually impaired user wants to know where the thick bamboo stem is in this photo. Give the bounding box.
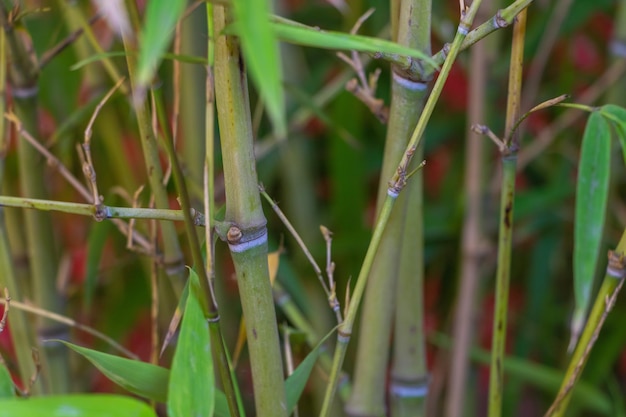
[213,6,287,417]
[321,6,484,414]
[0,26,38,386]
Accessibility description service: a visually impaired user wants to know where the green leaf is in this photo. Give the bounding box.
[231,0,285,138]
[0,362,14,398]
[0,395,157,417]
[269,18,437,68]
[600,104,626,166]
[59,341,230,416]
[286,327,337,412]
[167,268,215,417]
[137,0,187,87]
[573,111,611,332]
[59,341,169,403]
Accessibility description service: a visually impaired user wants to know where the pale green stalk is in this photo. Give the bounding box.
[388,1,431,416]
[0,196,206,223]
[487,9,526,417]
[122,0,187,295]
[347,0,431,415]
[320,4,483,414]
[0,28,38,393]
[0,4,71,394]
[544,233,626,417]
[213,6,286,417]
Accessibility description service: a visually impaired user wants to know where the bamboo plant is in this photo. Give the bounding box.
[0,1,623,417]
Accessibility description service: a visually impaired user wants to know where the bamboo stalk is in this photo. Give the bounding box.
[487,9,527,417]
[213,6,287,417]
[347,0,431,414]
[0,196,206,224]
[0,4,72,394]
[544,235,626,417]
[121,0,188,295]
[388,1,431,415]
[320,4,484,414]
[0,27,39,390]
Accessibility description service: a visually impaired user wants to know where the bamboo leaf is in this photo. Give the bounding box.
[136,0,187,87]
[0,395,157,417]
[59,340,230,416]
[572,111,611,340]
[59,340,170,403]
[0,362,14,398]
[269,19,437,68]
[232,0,286,137]
[286,327,336,412]
[600,104,626,166]
[167,268,215,417]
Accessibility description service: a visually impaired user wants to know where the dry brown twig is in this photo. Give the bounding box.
[337,8,389,123]
[0,296,138,360]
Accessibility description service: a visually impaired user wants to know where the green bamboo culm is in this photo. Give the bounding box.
[0,27,39,393]
[544,231,626,417]
[0,4,72,394]
[213,6,287,417]
[320,2,484,415]
[346,0,431,415]
[487,8,527,417]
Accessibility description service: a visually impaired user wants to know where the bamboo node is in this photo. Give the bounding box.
[607,250,626,279]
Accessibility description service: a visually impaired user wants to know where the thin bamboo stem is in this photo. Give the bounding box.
[122,0,188,294]
[544,234,626,417]
[487,9,526,417]
[213,6,286,417]
[0,196,206,224]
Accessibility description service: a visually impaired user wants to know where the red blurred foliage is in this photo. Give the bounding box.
[439,63,468,113]
[570,33,602,74]
[424,144,452,199]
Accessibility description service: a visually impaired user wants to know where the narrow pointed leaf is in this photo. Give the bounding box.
[0,362,14,398]
[231,0,285,137]
[600,104,626,165]
[137,0,187,87]
[0,395,157,417]
[167,268,215,417]
[269,19,437,68]
[59,340,169,403]
[286,327,336,413]
[573,111,611,327]
[58,341,231,416]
